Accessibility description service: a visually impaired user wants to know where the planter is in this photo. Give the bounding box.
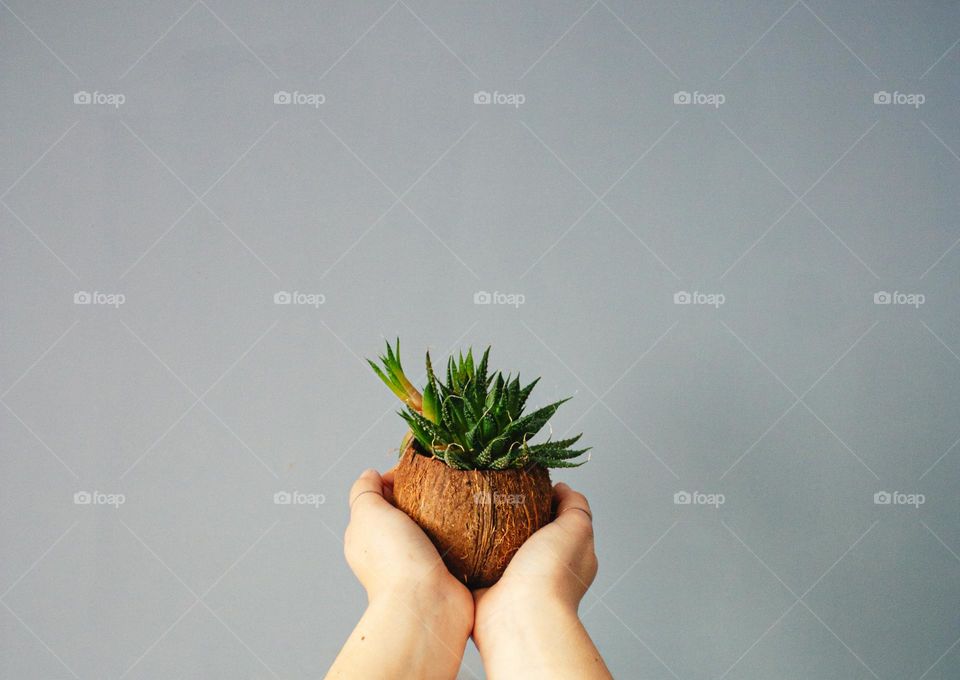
[393,446,553,588]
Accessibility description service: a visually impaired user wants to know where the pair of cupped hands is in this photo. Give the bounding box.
[329,468,609,680]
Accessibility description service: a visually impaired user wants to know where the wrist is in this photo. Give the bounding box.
[475,601,586,679]
[370,576,473,635]
[475,597,610,679]
[337,581,472,680]
[474,595,579,650]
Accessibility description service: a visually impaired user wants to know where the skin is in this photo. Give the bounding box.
[327,470,611,680]
[472,482,613,680]
[326,469,473,680]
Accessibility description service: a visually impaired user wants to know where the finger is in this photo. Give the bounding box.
[380,469,396,503]
[348,469,386,515]
[553,482,593,529]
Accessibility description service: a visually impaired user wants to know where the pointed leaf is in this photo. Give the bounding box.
[503,398,569,440]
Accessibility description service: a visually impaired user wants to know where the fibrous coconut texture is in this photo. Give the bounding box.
[393,446,553,588]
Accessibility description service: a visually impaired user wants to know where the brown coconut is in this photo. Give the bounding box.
[392,445,553,588]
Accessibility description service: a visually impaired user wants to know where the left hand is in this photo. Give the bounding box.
[344,468,473,624]
[327,468,475,680]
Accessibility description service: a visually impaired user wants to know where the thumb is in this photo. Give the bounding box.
[552,482,594,534]
[348,468,387,517]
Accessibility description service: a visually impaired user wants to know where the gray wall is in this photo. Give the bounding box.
[2,2,960,678]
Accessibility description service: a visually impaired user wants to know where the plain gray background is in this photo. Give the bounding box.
[2,1,960,678]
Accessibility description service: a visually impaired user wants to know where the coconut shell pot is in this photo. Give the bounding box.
[393,445,553,588]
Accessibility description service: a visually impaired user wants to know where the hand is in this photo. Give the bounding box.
[471,482,611,680]
[327,469,474,679]
[344,468,473,622]
[473,482,597,626]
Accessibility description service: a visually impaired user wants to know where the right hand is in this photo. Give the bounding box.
[472,482,597,635]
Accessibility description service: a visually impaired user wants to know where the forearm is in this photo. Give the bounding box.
[326,594,471,680]
[474,601,612,680]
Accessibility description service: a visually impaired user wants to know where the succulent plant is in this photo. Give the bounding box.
[368,339,589,470]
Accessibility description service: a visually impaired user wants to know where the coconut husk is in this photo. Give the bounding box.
[392,446,553,588]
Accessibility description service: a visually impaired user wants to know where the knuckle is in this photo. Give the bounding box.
[567,510,594,536]
[586,551,599,578]
[581,519,595,539]
[564,490,590,510]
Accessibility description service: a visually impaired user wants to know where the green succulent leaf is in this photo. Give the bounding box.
[368,359,408,402]
[421,382,440,424]
[517,377,540,412]
[476,347,490,390]
[369,339,588,470]
[529,458,586,468]
[503,399,569,440]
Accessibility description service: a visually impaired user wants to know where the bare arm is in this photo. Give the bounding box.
[328,589,471,680]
